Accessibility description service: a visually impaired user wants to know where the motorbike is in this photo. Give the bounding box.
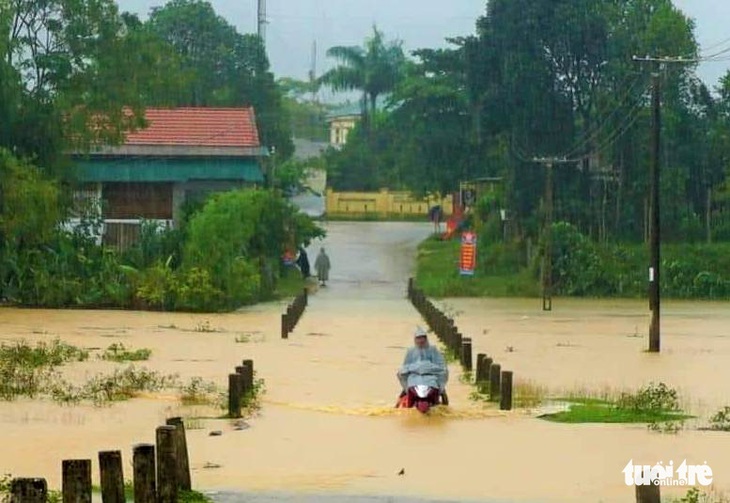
[395,360,449,413]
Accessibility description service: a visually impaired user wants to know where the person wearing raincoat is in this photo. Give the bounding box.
[296,247,311,278]
[397,327,448,397]
[314,247,331,286]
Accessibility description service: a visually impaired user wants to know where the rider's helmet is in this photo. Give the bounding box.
[414,326,428,339]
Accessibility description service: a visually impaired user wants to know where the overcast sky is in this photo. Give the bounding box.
[119,0,730,94]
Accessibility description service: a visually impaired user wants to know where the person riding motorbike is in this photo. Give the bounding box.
[397,327,449,404]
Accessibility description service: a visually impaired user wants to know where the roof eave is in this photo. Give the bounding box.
[71,144,266,158]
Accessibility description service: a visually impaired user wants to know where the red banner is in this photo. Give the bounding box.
[460,232,477,276]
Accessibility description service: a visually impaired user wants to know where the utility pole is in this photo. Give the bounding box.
[532,157,575,312]
[543,161,554,312]
[632,55,692,353]
[258,0,267,45]
[648,72,661,352]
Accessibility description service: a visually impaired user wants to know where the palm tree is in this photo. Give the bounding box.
[320,26,405,125]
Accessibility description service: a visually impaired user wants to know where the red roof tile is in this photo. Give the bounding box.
[124,107,260,148]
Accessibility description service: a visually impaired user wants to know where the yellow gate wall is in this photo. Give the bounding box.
[325,188,453,217]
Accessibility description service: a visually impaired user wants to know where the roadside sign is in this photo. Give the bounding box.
[460,232,477,276]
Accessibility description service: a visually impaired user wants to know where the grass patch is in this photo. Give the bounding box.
[274,269,308,299]
[542,383,692,428]
[543,403,690,423]
[179,490,214,503]
[415,236,539,298]
[100,343,152,362]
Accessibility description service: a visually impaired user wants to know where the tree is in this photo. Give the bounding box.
[147,0,293,158]
[0,0,193,172]
[320,26,406,126]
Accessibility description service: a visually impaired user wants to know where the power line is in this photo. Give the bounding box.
[700,34,730,53]
[563,100,646,163]
[558,77,649,160]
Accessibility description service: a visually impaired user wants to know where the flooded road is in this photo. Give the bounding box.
[1,221,730,502]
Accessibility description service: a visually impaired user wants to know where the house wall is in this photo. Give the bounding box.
[103,182,174,219]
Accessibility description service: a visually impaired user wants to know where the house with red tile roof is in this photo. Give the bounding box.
[71,107,268,248]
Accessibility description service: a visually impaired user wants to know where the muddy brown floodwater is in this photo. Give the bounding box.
[1,221,730,503]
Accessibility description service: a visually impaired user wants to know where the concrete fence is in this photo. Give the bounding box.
[406,278,513,411]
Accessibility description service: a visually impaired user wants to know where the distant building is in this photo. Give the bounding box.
[325,103,362,147]
[70,107,267,248]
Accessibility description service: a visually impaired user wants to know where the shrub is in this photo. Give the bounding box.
[101,343,151,362]
[135,260,177,310]
[174,267,225,312]
[709,406,730,431]
[615,382,679,413]
[183,189,323,309]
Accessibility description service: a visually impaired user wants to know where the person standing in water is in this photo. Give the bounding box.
[314,247,331,286]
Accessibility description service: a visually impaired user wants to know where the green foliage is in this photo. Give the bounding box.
[416,236,538,298]
[543,383,690,425]
[615,382,679,413]
[183,189,324,309]
[179,490,214,503]
[675,487,730,503]
[101,343,152,362]
[545,222,611,296]
[418,224,730,301]
[321,26,405,124]
[0,339,88,400]
[179,377,220,406]
[50,366,178,405]
[542,402,689,424]
[542,223,730,299]
[135,260,178,310]
[241,373,266,417]
[147,0,293,158]
[0,150,61,248]
[278,78,330,141]
[709,406,730,432]
[2,230,137,308]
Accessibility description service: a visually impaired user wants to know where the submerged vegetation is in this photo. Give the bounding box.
[0,338,268,410]
[541,383,692,428]
[0,340,88,400]
[101,343,152,362]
